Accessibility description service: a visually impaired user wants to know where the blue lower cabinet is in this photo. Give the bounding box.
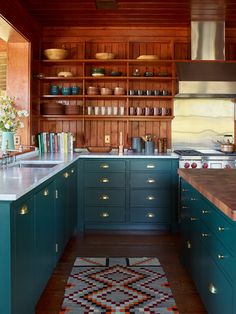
[180,178,236,314]
[12,197,35,314]
[79,158,178,231]
[34,182,56,298]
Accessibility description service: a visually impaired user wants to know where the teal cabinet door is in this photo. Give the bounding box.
[65,166,77,242]
[55,171,67,260]
[12,197,35,314]
[34,181,56,298]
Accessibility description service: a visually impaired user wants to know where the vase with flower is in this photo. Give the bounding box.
[0,96,29,151]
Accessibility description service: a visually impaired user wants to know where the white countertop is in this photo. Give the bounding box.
[0,150,179,201]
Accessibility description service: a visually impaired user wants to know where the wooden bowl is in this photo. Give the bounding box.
[95,52,115,60]
[41,102,65,115]
[44,48,68,60]
[137,55,159,60]
[87,146,112,153]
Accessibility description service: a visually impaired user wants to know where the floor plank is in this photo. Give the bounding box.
[36,233,207,314]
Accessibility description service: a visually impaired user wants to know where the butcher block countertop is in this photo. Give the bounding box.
[178,169,236,221]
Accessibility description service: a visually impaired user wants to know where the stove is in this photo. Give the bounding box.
[174,149,236,169]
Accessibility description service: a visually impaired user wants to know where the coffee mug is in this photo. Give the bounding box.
[161,107,168,116]
[101,106,106,115]
[145,90,153,96]
[113,107,118,115]
[50,85,59,95]
[136,107,144,115]
[153,107,161,116]
[119,106,125,115]
[94,106,100,115]
[129,107,136,115]
[87,106,93,115]
[144,107,153,116]
[162,90,169,96]
[107,106,112,115]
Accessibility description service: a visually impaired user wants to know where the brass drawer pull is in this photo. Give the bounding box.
[146,178,156,184]
[146,212,155,218]
[190,197,197,201]
[202,210,210,214]
[217,254,225,259]
[146,195,156,201]
[100,163,109,169]
[71,169,74,173]
[19,205,29,215]
[182,205,189,209]
[182,189,189,192]
[201,233,210,237]
[187,240,191,249]
[208,283,217,294]
[190,217,198,221]
[218,226,225,232]
[63,172,69,178]
[146,164,155,169]
[100,194,110,200]
[100,212,109,218]
[100,178,110,183]
[43,188,49,196]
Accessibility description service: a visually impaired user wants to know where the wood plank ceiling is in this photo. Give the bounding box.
[16,0,236,28]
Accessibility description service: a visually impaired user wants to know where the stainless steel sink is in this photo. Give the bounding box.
[10,160,63,168]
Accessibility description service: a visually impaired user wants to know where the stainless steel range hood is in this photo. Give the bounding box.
[175,21,236,98]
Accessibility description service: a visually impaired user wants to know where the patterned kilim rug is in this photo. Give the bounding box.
[60,257,178,314]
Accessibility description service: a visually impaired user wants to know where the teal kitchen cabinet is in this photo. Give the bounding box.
[12,196,35,314]
[34,181,56,298]
[0,160,78,314]
[180,179,236,314]
[79,158,178,231]
[55,164,77,259]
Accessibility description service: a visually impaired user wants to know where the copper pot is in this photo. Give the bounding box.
[220,143,235,153]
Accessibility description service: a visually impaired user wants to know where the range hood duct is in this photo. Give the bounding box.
[175,21,236,98]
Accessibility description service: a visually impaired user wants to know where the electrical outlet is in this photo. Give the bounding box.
[14,135,21,145]
[31,135,36,145]
[105,135,110,144]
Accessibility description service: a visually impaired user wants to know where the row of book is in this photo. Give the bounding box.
[38,132,74,153]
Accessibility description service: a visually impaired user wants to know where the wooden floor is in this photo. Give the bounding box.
[36,232,207,314]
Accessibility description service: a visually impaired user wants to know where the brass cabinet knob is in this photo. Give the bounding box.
[146,212,155,218]
[100,178,110,183]
[146,195,156,201]
[100,163,109,169]
[202,210,210,214]
[218,226,225,232]
[187,240,191,249]
[71,169,74,173]
[201,233,210,237]
[208,283,217,294]
[190,217,198,221]
[100,194,110,200]
[43,188,49,196]
[146,178,156,184]
[19,205,29,215]
[146,164,155,169]
[63,172,69,178]
[100,212,109,218]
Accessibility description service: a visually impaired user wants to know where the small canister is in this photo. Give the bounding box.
[145,141,155,155]
[131,137,142,153]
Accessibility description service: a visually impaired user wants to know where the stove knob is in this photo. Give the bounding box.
[202,163,208,169]
[225,164,231,169]
[191,162,198,168]
[184,162,190,168]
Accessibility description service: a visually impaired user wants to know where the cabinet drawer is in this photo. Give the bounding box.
[130,160,171,171]
[130,190,170,207]
[200,200,236,253]
[84,160,126,172]
[85,172,125,188]
[130,172,171,188]
[85,189,125,206]
[85,206,125,223]
[130,207,170,223]
[200,247,233,314]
